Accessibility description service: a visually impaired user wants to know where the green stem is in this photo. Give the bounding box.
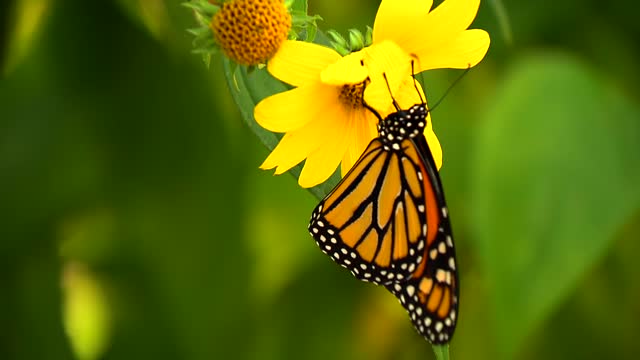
[432,344,450,360]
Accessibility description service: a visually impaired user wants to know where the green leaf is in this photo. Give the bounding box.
[471,54,640,358]
[222,63,283,152]
[290,0,307,13]
[222,33,338,200]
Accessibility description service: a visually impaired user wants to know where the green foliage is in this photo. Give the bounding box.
[471,54,640,358]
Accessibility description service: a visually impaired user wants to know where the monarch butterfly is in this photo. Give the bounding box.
[308,75,459,344]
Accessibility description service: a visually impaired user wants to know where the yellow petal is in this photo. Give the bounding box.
[255,82,339,133]
[424,116,443,170]
[373,0,487,72]
[299,113,352,188]
[268,40,342,87]
[424,0,481,42]
[260,89,346,174]
[341,110,378,176]
[414,29,490,71]
[373,0,433,44]
[362,41,413,112]
[320,51,368,86]
[261,132,317,174]
[400,0,482,63]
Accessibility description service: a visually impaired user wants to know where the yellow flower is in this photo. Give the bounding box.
[255,0,490,188]
[211,0,291,66]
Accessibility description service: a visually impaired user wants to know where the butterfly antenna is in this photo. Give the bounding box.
[429,64,472,113]
[362,78,384,123]
[382,73,401,111]
[410,59,425,105]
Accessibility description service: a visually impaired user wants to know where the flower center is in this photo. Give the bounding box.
[339,82,366,109]
[211,0,291,66]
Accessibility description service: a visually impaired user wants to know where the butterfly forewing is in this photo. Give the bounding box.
[309,139,428,285]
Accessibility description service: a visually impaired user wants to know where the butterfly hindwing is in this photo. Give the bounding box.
[386,134,459,344]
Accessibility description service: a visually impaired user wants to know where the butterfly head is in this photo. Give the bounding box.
[378,103,428,150]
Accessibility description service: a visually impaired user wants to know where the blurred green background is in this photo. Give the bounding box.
[1,0,639,359]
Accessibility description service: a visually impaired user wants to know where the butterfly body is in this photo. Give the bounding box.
[308,103,459,344]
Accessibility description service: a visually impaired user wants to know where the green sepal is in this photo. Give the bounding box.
[186,27,206,37]
[365,26,373,47]
[290,11,323,42]
[191,43,218,54]
[326,30,350,56]
[181,0,219,18]
[183,0,222,68]
[288,0,320,42]
[347,29,365,52]
[326,27,373,55]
